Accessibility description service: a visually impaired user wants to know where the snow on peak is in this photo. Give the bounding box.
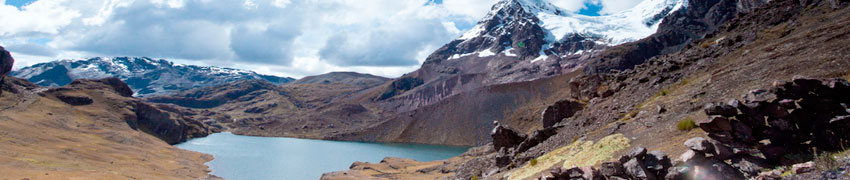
[460,0,685,45]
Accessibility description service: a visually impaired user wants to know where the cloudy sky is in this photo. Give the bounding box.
[0,0,641,78]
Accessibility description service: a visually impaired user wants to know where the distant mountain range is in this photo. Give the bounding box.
[11,57,294,97]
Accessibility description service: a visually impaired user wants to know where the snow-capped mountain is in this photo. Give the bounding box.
[11,57,294,97]
[428,0,684,63]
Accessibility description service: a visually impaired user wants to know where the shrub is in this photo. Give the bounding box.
[677,118,697,131]
[680,79,690,86]
[699,40,715,48]
[659,89,670,96]
[471,175,479,180]
[529,159,538,166]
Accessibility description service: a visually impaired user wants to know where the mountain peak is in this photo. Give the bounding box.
[433,0,685,65]
[11,57,295,97]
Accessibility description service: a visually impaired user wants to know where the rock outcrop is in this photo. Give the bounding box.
[541,99,583,128]
[491,121,527,152]
[0,46,14,96]
[41,78,218,145]
[128,102,211,144]
[56,95,94,106]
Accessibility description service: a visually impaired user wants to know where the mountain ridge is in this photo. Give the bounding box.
[11,57,295,97]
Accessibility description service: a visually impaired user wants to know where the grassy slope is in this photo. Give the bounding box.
[0,79,213,180]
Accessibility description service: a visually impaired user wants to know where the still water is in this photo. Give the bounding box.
[175,132,470,180]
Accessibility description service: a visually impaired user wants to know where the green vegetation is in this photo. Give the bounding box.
[677,117,697,131]
[699,40,715,48]
[518,42,526,48]
[659,89,670,96]
[529,158,538,166]
[680,79,690,86]
[471,175,479,180]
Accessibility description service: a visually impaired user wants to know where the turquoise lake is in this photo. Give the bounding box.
[175,132,470,180]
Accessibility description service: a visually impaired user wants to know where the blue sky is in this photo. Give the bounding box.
[4,0,34,8]
[0,0,642,78]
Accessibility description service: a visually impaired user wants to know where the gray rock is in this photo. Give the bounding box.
[646,150,672,177]
[710,140,734,160]
[664,166,688,180]
[704,103,738,117]
[491,122,526,151]
[730,155,770,178]
[684,137,714,154]
[711,161,746,180]
[599,162,625,177]
[678,150,707,163]
[624,158,657,180]
[697,116,732,133]
[791,161,815,174]
[628,147,648,159]
[541,100,584,128]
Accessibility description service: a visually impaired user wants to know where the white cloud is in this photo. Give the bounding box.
[271,0,291,8]
[0,0,80,36]
[595,0,643,14]
[550,0,589,12]
[441,0,499,21]
[0,0,646,78]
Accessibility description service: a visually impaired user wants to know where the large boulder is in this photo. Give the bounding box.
[623,158,656,180]
[684,137,714,154]
[491,122,526,151]
[696,116,732,133]
[541,100,584,128]
[599,162,626,178]
[0,46,14,96]
[704,102,738,117]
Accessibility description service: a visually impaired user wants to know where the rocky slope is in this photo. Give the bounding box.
[11,57,294,97]
[324,0,850,179]
[0,75,220,179]
[371,0,686,114]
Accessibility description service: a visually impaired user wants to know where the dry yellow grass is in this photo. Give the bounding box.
[508,134,631,180]
[0,85,213,180]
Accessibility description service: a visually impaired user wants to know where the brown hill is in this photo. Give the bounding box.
[0,77,219,179]
[293,71,390,88]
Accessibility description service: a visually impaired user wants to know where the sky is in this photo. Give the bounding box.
[0,0,642,78]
